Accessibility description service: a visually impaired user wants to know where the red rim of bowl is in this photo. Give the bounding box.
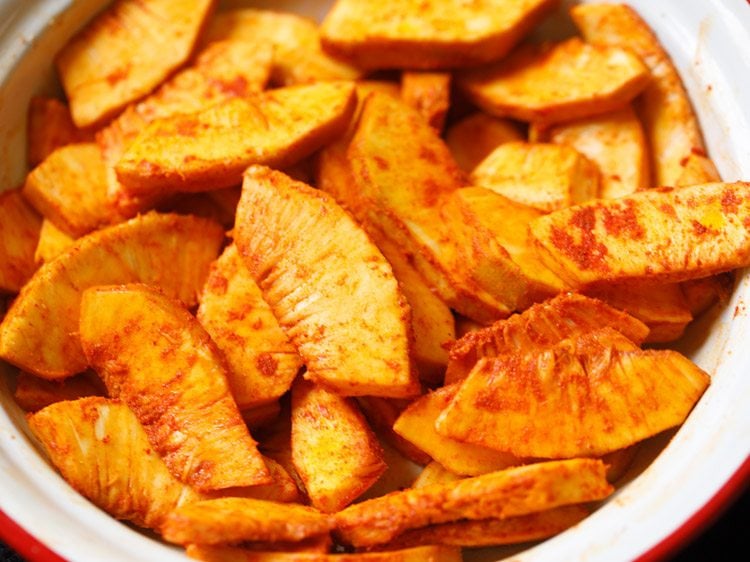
[0,456,748,561]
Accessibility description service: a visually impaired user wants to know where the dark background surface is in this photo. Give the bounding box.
[0,486,747,561]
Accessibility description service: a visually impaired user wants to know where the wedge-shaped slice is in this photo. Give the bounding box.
[348,92,535,322]
[571,4,718,187]
[389,505,590,548]
[116,82,357,195]
[584,281,692,343]
[56,0,215,127]
[532,106,650,199]
[401,71,451,132]
[459,39,649,125]
[412,462,463,489]
[34,219,75,264]
[471,141,600,212]
[357,397,432,466]
[0,189,41,293]
[291,380,387,512]
[530,182,750,287]
[185,544,461,562]
[394,385,520,476]
[14,371,104,412]
[28,397,202,530]
[80,285,270,491]
[450,187,568,296]
[23,143,129,237]
[0,212,223,378]
[438,328,710,458]
[235,166,418,398]
[445,112,524,172]
[320,0,559,69]
[445,292,649,384]
[27,97,93,167]
[162,497,333,545]
[335,458,612,546]
[203,9,363,86]
[197,244,303,410]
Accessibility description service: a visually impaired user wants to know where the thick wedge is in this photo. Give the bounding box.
[320,0,559,69]
[0,212,223,379]
[28,397,202,530]
[80,284,270,491]
[291,380,387,512]
[437,329,710,458]
[335,458,612,546]
[116,82,357,195]
[56,0,215,127]
[235,166,418,398]
[0,189,41,293]
[197,244,302,410]
[530,182,750,287]
[459,38,649,125]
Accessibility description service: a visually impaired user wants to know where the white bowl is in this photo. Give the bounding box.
[1,1,749,561]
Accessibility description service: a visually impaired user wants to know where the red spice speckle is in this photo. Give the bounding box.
[721,189,741,214]
[602,200,644,239]
[550,208,610,273]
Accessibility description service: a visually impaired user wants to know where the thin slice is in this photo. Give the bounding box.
[459,38,650,125]
[162,497,333,545]
[530,182,750,287]
[0,212,224,378]
[235,166,418,398]
[320,0,560,69]
[56,0,215,127]
[335,458,612,546]
[291,379,387,512]
[116,82,357,195]
[28,397,203,530]
[185,544,462,562]
[0,189,41,293]
[437,328,710,458]
[197,244,303,410]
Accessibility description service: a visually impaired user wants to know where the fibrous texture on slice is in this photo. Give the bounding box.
[320,0,560,69]
[437,328,710,458]
[0,189,40,293]
[28,397,202,530]
[56,0,216,127]
[459,38,649,125]
[235,166,418,397]
[291,379,387,512]
[334,458,612,546]
[530,182,750,287]
[445,292,649,384]
[197,244,302,410]
[115,82,357,195]
[79,284,270,492]
[0,212,223,378]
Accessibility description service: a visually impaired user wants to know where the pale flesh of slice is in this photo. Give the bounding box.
[234,165,419,398]
[79,284,270,492]
[0,212,224,378]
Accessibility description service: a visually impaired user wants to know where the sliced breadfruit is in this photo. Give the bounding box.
[334,458,612,547]
[531,106,650,199]
[56,0,215,127]
[320,0,560,69]
[459,38,650,125]
[79,284,270,492]
[437,328,710,458]
[221,456,300,504]
[0,188,41,293]
[234,165,418,398]
[470,141,600,212]
[571,3,719,186]
[530,182,750,287]
[291,379,387,512]
[393,384,521,476]
[445,112,524,172]
[197,244,302,410]
[162,497,333,545]
[445,292,649,384]
[0,212,223,378]
[115,82,357,195]
[412,461,463,489]
[400,71,451,132]
[185,544,462,562]
[186,535,333,559]
[203,9,363,86]
[26,97,93,167]
[28,397,203,530]
[34,219,76,264]
[14,371,104,412]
